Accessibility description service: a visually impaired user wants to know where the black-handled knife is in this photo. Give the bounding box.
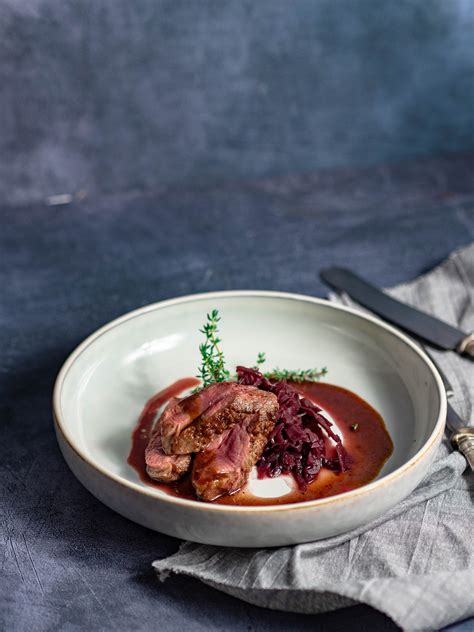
[320,267,474,357]
[320,266,474,470]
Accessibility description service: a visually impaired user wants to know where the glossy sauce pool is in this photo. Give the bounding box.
[127,379,393,506]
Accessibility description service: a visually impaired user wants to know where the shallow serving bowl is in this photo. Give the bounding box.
[53,291,446,547]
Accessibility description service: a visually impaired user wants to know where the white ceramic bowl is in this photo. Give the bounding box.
[53,291,446,547]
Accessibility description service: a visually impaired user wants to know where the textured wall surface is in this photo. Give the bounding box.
[1,0,474,205]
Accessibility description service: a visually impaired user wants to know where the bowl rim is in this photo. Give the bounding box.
[52,290,447,513]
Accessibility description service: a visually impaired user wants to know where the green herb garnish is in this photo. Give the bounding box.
[195,310,327,389]
[262,367,328,382]
[196,309,231,387]
[253,352,266,368]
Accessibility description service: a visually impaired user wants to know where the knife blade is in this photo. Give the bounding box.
[319,266,474,470]
[319,267,474,358]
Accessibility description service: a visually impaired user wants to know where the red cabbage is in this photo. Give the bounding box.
[236,366,349,492]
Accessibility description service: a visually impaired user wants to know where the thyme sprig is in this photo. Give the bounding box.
[195,310,327,390]
[196,309,231,387]
[253,352,266,368]
[253,352,326,382]
[262,367,328,383]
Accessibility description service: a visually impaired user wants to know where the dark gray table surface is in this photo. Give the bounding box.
[3,154,474,631]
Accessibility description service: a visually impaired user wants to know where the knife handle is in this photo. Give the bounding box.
[457,333,474,358]
[451,428,474,471]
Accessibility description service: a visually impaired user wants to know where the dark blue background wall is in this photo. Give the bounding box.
[2,0,474,206]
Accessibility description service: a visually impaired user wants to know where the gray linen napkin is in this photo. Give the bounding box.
[154,243,474,631]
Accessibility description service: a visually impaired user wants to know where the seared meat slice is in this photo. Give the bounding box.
[145,398,191,482]
[191,423,250,501]
[192,391,279,501]
[145,433,191,482]
[164,384,278,455]
[160,382,240,455]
